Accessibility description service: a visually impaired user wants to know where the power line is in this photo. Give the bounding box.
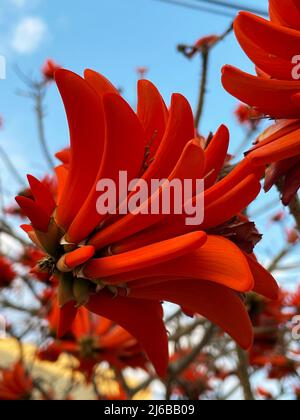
[154,0,236,18]
[194,0,268,17]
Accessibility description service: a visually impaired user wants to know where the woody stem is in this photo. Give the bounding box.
[288,195,300,231]
[35,88,55,170]
[236,346,255,401]
[195,46,209,131]
[0,144,26,188]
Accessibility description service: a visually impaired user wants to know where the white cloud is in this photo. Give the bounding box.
[11,16,47,54]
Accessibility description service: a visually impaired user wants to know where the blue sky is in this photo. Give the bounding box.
[0,0,268,178]
[3,0,297,275]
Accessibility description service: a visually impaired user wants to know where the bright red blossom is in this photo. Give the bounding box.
[0,363,33,401]
[15,68,278,377]
[222,1,300,203]
[0,256,15,288]
[234,103,263,128]
[42,59,62,82]
[39,301,148,378]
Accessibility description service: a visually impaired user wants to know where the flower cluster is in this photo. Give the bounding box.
[222,0,300,204]
[14,68,279,377]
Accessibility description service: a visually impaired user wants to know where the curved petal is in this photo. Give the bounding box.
[234,12,300,80]
[55,165,68,205]
[84,69,119,96]
[222,65,300,119]
[71,307,91,339]
[141,93,195,182]
[129,280,254,350]
[250,120,300,153]
[111,168,262,253]
[97,236,255,293]
[27,175,56,216]
[99,326,134,349]
[205,158,264,206]
[202,174,261,229]
[15,196,50,233]
[55,148,70,165]
[204,125,230,188]
[86,292,168,377]
[248,128,300,165]
[66,93,146,244]
[55,70,105,230]
[57,301,78,338]
[269,0,300,29]
[245,254,279,301]
[282,161,300,205]
[137,79,169,160]
[89,138,205,250]
[264,157,300,192]
[84,231,207,279]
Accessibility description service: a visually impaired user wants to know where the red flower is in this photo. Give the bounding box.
[6,175,57,219]
[271,211,285,222]
[287,228,300,244]
[136,67,149,79]
[286,285,300,310]
[195,35,219,50]
[257,387,273,400]
[20,247,52,283]
[16,68,278,377]
[269,0,300,29]
[222,5,300,203]
[267,356,298,380]
[234,103,262,128]
[0,363,33,401]
[170,350,217,399]
[42,59,62,82]
[39,302,148,379]
[178,35,219,59]
[0,256,15,288]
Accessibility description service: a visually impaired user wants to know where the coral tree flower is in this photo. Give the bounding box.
[222,1,300,203]
[234,103,263,129]
[0,363,33,401]
[0,256,15,288]
[42,59,62,82]
[39,302,148,378]
[16,68,278,377]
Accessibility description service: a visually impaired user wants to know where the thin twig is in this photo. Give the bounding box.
[267,246,292,273]
[0,218,30,246]
[169,323,216,376]
[194,47,209,130]
[0,144,26,188]
[236,346,255,401]
[35,90,55,170]
[288,195,300,231]
[0,299,39,316]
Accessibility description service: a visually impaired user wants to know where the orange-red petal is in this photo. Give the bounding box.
[66,93,146,244]
[84,231,207,279]
[245,254,279,301]
[137,79,169,160]
[204,125,230,188]
[222,65,300,119]
[129,280,253,350]
[86,292,168,377]
[55,70,106,230]
[94,235,254,293]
